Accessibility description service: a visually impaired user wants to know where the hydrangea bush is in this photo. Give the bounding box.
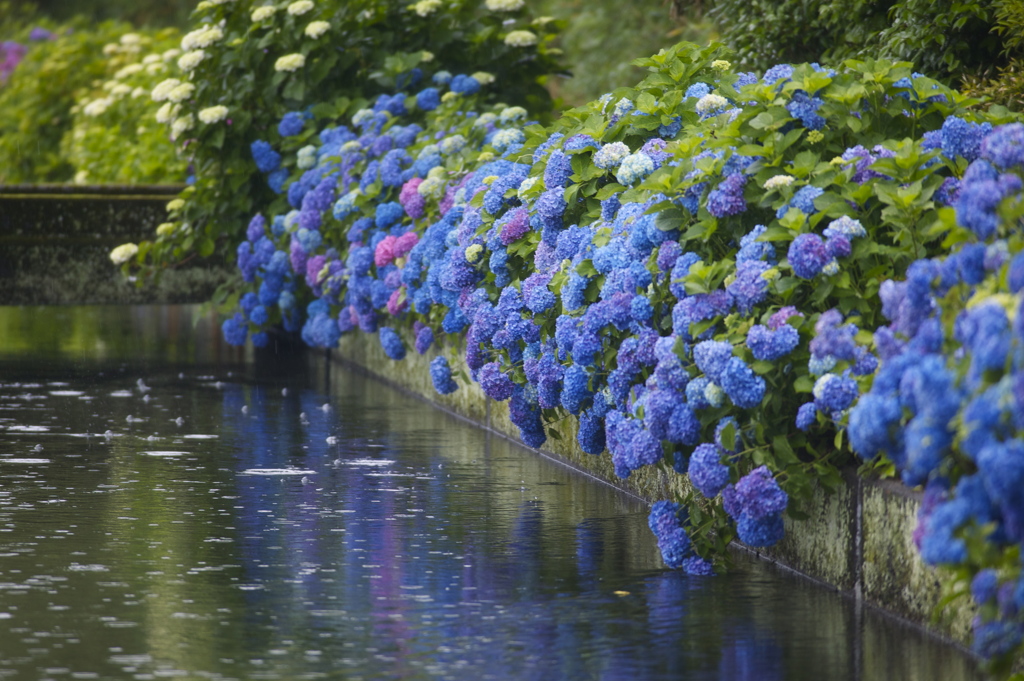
[61,28,188,184]
[144,35,1024,673]
[845,123,1024,675]
[122,0,564,277]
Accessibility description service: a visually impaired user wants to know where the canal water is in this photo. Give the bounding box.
[0,306,982,681]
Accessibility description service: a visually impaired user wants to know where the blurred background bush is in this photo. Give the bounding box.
[1,0,1021,184]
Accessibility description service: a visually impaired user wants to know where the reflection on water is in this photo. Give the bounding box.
[0,306,983,680]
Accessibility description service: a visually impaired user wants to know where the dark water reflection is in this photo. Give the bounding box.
[0,306,982,681]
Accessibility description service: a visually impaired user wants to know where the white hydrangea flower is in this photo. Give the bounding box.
[181,25,224,51]
[417,175,446,199]
[171,114,194,138]
[287,0,314,15]
[274,53,305,72]
[696,93,729,116]
[439,134,466,155]
[120,33,142,46]
[114,63,143,79]
[102,43,119,57]
[485,0,524,10]
[498,106,526,123]
[593,141,630,169]
[109,83,131,98]
[492,128,525,151]
[471,71,495,85]
[109,243,138,265]
[517,176,538,198]
[151,78,181,102]
[251,6,276,21]
[763,174,795,191]
[73,170,89,185]
[411,0,441,16]
[504,30,537,47]
[156,222,176,237]
[167,82,196,103]
[712,59,732,71]
[145,62,166,75]
[83,98,112,117]
[131,87,147,98]
[177,49,206,72]
[296,145,317,169]
[162,48,181,61]
[198,105,229,123]
[142,54,161,65]
[420,50,434,62]
[473,112,497,127]
[305,20,330,38]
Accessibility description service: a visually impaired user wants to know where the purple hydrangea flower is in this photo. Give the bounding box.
[788,233,831,279]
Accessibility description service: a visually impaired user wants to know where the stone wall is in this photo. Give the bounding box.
[0,184,227,304]
[333,329,976,649]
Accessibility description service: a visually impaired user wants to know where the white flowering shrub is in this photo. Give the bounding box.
[61,27,188,184]
[128,0,564,274]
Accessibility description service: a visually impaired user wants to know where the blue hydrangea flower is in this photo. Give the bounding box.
[693,340,733,383]
[416,87,440,111]
[251,140,281,173]
[688,443,729,499]
[786,90,825,130]
[796,402,818,431]
[777,185,824,218]
[982,122,1024,169]
[720,357,766,409]
[648,500,692,569]
[278,111,305,137]
[747,324,799,361]
[430,356,458,394]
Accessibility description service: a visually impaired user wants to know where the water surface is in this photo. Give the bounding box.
[0,306,983,680]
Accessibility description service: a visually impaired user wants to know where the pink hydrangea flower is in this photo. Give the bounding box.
[374,235,397,267]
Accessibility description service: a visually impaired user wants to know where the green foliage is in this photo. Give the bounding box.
[0,18,138,182]
[139,0,567,284]
[533,0,717,106]
[961,1,1024,110]
[709,0,1009,87]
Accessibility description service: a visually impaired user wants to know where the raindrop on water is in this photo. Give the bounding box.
[136,379,150,393]
[174,417,185,426]
[326,436,338,445]
[321,403,330,412]
[33,444,43,452]
[241,405,249,415]
[281,388,289,396]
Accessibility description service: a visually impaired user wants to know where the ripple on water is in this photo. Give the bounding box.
[343,459,396,467]
[239,468,317,476]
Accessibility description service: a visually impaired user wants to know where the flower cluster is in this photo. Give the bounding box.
[842,123,1024,669]
[203,39,1020,645]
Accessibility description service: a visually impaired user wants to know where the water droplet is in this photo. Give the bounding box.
[281,388,289,396]
[321,403,330,412]
[142,394,151,403]
[104,430,114,439]
[241,405,249,415]
[137,379,150,393]
[174,417,185,426]
[33,444,43,452]
[301,476,311,485]
[326,436,338,445]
